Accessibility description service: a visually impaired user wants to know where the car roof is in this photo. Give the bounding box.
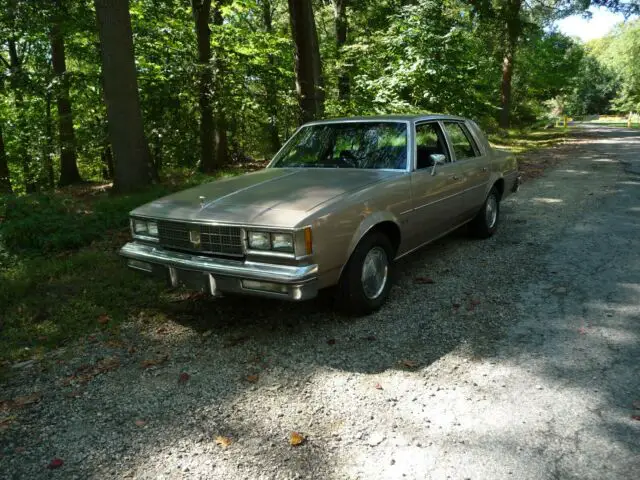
[304,114,469,126]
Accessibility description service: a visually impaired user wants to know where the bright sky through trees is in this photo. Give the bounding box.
[556,6,635,41]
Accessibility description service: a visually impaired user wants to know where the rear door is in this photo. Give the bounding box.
[442,121,490,219]
[407,121,467,248]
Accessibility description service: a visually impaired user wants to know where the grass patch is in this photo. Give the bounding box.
[0,166,261,364]
[0,240,168,363]
[489,127,570,155]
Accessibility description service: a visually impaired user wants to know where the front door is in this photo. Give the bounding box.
[407,121,466,248]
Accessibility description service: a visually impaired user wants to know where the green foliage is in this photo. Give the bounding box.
[0,0,607,195]
[0,187,173,255]
[589,19,640,112]
[565,55,618,115]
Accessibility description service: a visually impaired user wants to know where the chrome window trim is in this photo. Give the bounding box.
[412,120,455,171]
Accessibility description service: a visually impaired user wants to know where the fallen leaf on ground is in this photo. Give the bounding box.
[97,314,110,325]
[141,355,169,369]
[97,356,120,373]
[47,458,64,469]
[289,431,306,446]
[135,419,146,427]
[215,436,232,448]
[178,372,190,384]
[14,446,25,453]
[64,390,82,399]
[363,335,377,341]
[156,327,168,335]
[0,416,16,430]
[631,415,640,421]
[374,383,383,390]
[414,277,434,284]
[13,392,43,408]
[223,336,250,348]
[471,299,481,306]
[246,374,259,383]
[105,340,124,349]
[400,359,418,369]
[326,338,336,345]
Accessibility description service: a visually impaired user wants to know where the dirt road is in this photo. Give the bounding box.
[1,126,639,479]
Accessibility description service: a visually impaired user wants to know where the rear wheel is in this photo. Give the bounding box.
[337,231,395,315]
[469,187,500,238]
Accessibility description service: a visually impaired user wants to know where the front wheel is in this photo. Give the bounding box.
[469,187,500,238]
[337,232,395,315]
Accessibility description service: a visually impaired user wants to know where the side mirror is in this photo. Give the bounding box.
[430,154,446,176]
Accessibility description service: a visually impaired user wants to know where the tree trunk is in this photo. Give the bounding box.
[333,0,350,102]
[44,92,55,188]
[0,122,11,194]
[212,1,229,168]
[499,0,522,129]
[499,48,515,129]
[94,0,151,193]
[50,3,82,187]
[288,0,324,124]
[192,0,215,172]
[262,0,281,153]
[8,39,36,193]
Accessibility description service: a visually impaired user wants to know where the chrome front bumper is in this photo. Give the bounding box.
[120,242,319,301]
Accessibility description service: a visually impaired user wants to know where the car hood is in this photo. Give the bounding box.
[131,168,401,228]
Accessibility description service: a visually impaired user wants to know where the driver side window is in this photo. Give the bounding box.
[415,122,450,170]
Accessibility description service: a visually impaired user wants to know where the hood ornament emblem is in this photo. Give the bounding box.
[199,195,206,208]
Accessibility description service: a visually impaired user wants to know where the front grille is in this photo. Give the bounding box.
[157,220,244,257]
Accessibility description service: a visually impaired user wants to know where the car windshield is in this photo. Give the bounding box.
[270,122,408,170]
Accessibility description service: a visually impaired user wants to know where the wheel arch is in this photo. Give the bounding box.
[338,212,402,281]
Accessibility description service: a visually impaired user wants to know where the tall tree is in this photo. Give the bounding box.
[287,0,324,124]
[499,0,523,128]
[43,90,55,188]
[94,0,151,193]
[0,121,11,193]
[261,0,281,152]
[191,0,215,172]
[211,0,229,168]
[333,0,350,102]
[50,0,82,186]
[8,38,36,193]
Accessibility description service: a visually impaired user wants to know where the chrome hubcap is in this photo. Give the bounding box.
[485,195,498,228]
[361,247,389,300]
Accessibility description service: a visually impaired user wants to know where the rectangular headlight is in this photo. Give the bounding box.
[248,231,270,250]
[271,233,293,252]
[131,219,159,238]
[147,221,158,236]
[133,219,148,235]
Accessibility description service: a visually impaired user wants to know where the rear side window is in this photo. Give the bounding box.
[443,122,479,160]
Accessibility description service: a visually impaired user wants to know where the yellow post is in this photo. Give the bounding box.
[563,116,567,128]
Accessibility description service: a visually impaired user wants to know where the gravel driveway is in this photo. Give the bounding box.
[1,126,639,480]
